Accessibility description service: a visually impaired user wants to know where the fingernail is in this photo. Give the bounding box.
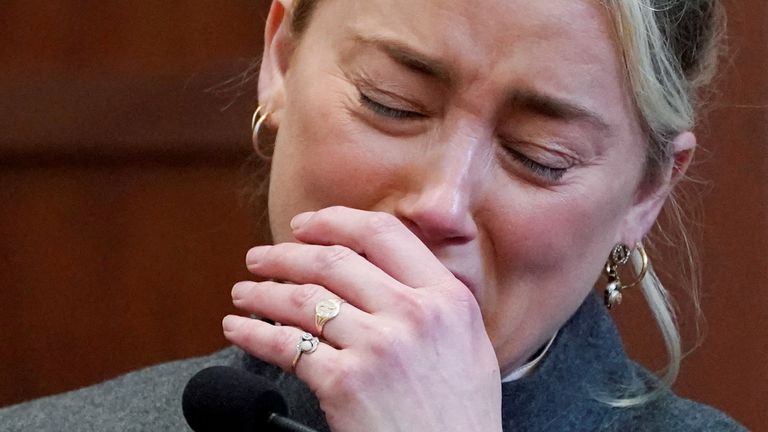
[246,246,269,265]
[290,211,314,230]
[291,212,315,230]
[231,281,254,303]
[222,315,243,333]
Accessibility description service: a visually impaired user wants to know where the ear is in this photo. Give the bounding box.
[258,0,297,129]
[619,132,697,244]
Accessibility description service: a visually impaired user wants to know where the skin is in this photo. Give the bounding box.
[223,0,696,430]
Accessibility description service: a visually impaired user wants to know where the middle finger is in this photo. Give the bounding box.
[246,242,408,312]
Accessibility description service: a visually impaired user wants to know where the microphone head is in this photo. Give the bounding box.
[182,366,289,432]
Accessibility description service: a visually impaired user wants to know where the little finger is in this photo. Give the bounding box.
[222,315,338,379]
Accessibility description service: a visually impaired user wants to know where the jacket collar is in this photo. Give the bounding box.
[500,292,635,430]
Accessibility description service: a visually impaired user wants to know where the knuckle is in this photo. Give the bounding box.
[367,324,406,359]
[355,318,379,336]
[415,303,444,333]
[259,243,289,268]
[232,282,266,308]
[267,327,296,358]
[317,245,355,271]
[396,293,444,332]
[453,288,481,318]
[289,283,322,310]
[365,212,402,237]
[323,357,364,396]
[309,207,340,230]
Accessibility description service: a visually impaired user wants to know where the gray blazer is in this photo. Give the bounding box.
[0,294,747,431]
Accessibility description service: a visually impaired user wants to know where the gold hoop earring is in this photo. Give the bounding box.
[603,243,649,309]
[251,106,272,159]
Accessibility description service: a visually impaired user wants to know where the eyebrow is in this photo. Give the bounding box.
[352,34,610,132]
[352,34,452,82]
[506,89,611,132]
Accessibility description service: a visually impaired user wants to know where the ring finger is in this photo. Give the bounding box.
[231,280,370,348]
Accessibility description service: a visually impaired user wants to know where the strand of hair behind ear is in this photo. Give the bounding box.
[598,0,723,407]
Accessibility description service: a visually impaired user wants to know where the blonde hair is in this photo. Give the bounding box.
[285,0,725,406]
[599,0,724,405]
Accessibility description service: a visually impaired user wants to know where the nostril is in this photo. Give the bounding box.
[393,155,479,246]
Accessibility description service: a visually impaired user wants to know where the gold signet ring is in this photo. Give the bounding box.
[315,298,346,337]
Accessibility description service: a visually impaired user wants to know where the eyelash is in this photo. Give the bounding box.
[359,89,568,182]
[359,92,423,120]
[505,147,569,182]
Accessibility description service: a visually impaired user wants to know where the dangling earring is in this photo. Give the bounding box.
[604,243,649,309]
[251,105,272,159]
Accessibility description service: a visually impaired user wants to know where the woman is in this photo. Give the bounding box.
[0,0,748,430]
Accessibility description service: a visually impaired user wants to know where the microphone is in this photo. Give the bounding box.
[182,366,319,432]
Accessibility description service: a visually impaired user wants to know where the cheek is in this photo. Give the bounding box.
[488,182,628,292]
[472,170,638,367]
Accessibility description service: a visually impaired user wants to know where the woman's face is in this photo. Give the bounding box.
[262,0,663,373]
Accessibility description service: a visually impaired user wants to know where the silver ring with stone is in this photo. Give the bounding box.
[291,332,319,371]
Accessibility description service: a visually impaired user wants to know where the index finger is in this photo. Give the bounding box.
[288,206,456,289]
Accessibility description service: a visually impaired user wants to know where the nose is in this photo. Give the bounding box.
[394,140,480,246]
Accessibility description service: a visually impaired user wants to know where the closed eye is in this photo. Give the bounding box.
[504,147,569,181]
[359,92,425,120]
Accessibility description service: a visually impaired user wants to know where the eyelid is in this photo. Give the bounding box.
[511,152,568,181]
[501,143,572,182]
[502,137,578,165]
[357,87,427,120]
[351,72,433,112]
[360,92,424,119]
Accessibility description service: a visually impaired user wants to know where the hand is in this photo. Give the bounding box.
[223,206,502,432]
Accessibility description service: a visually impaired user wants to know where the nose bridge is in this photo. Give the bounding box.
[398,125,483,242]
[422,137,475,208]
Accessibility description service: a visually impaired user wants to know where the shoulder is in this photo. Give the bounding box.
[618,388,748,432]
[0,348,241,432]
[599,361,748,432]
[500,294,748,431]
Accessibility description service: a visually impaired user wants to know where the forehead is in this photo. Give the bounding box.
[304,0,631,126]
[311,0,619,71]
